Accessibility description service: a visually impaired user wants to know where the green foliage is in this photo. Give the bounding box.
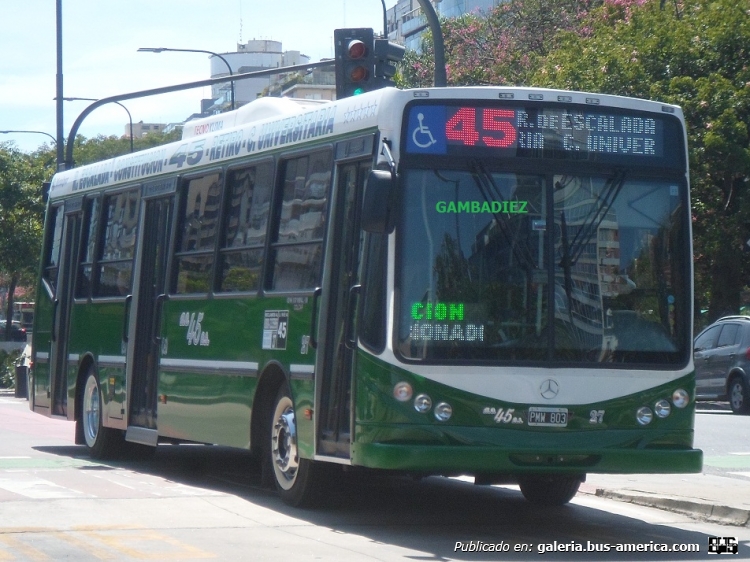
[534,0,750,321]
[0,349,23,389]
[72,129,182,166]
[0,144,50,297]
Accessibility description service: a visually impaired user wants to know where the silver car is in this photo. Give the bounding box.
[694,316,750,414]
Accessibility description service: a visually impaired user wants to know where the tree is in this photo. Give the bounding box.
[533,0,750,325]
[72,129,181,166]
[399,0,604,88]
[0,144,49,339]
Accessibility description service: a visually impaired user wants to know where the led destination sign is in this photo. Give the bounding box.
[405,103,675,164]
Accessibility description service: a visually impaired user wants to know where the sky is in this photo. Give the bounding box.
[0,0,389,153]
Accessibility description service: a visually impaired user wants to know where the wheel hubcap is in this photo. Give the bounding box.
[272,400,299,489]
[82,376,100,447]
[731,381,745,410]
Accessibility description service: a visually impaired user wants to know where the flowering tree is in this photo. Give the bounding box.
[399,0,603,88]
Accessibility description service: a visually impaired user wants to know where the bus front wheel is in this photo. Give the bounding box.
[80,368,123,459]
[269,384,323,507]
[518,475,582,506]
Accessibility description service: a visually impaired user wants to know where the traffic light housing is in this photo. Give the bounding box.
[373,39,406,88]
[334,28,375,99]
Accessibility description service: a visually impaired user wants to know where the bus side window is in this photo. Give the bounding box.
[217,162,273,292]
[94,190,140,298]
[173,173,222,294]
[267,151,331,291]
[42,205,65,292]
[76,197,100,299]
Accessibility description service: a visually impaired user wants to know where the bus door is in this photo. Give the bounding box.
[126,179,175,444]
[316,147,372,457]
[37,198,82,416]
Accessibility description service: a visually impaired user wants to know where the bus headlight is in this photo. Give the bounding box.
[654,399,671,418]
[434,402,453,421]
[393,382,413,402]
[636,406,653,425]
[672,388,689,408]
[414,394,432,413]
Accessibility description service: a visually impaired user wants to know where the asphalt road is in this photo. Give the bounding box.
[0,393,749,561]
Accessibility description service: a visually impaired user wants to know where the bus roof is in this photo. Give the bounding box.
[181,97,330,140]
[48,86,682,201]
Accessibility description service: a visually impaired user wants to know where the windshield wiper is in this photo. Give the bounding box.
[468,159,537,271]
[565,170,627,266]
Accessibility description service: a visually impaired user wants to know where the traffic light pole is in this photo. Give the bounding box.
[63,60,333,170]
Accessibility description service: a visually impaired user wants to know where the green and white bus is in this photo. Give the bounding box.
[31,86,702,506]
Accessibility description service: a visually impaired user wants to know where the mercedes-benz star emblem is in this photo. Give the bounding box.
[540,379,559,399]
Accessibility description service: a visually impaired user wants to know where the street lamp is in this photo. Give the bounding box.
[62,97,134,153]
[138,47,235,110]
[0,130,57,146]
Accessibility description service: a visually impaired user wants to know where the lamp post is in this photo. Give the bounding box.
[0,130,57,146]
[138,47,235,110]
[62,97,134,153]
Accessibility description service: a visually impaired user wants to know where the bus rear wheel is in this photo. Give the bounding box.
[269,384,323,507]
[80,368,123,459]
[518,475,581,506]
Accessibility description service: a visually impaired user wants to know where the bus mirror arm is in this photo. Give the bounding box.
[122,295,132,343]
[309,287,322,349]
[362,139,398,234]
[381,140,396,179]
[51,299,59,342]
[344,285,362,350]
[152,294,168,346]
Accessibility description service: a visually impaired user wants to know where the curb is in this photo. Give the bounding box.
[582,486,750,527]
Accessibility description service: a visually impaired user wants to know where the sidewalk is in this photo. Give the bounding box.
[581,472,750,527]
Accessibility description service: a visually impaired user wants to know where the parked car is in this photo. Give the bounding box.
[694,316,750,414]
[0,320,27,342]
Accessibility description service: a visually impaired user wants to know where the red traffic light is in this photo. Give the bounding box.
[347,39,367,60]
[334,28,376,98]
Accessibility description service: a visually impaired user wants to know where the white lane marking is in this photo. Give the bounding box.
[0,477,93,499]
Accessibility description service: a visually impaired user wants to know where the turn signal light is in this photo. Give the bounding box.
[672,388,689,408]
[393,381,413,402]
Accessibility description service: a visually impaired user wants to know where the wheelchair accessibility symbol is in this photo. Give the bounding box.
[406,107,446,154]
[412,113,437,148]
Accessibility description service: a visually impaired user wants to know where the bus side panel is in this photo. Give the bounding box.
[154,295,316,451]
[155,298,253,447]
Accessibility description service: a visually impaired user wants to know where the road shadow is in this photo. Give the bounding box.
[34,443,747,560]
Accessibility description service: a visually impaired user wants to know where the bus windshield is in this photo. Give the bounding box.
[396,165,689,365]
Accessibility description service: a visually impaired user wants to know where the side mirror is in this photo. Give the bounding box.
[361,169,396,234]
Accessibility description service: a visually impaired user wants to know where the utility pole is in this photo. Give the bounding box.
[55,0,65,170]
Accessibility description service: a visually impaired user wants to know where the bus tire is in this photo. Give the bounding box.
[269,384,323,507]
[518,475,581,506]
[81,368,123,460]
